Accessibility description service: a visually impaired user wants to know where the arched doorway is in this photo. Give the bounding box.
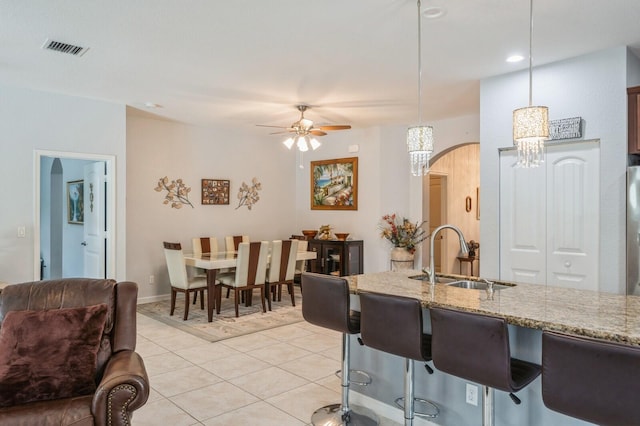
[423,143,480,275]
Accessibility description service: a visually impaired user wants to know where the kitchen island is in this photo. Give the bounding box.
[344,270,637,425]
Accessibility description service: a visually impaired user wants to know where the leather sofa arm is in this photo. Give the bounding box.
[92,350,150,426]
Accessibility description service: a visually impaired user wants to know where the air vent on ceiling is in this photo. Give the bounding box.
[41,38,89,57]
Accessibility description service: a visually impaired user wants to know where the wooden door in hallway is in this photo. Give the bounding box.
[429,174,447,273]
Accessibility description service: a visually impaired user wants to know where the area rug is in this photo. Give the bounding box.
[137,290,304,342]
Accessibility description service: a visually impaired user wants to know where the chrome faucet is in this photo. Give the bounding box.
[427,224,469,286]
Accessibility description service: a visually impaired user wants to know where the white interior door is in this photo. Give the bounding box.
[83,162,106,278]
[499,141,600,289]
[546,143,599,290]
[499,151,546,283]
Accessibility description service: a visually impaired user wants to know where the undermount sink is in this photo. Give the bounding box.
[446,280,514,291]
[408,275,457,283]
[407,275,515,290]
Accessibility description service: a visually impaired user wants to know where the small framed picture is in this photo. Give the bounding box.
[201,179,230,205]
[67,180,84,224]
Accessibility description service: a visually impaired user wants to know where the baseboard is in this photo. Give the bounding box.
[137,294,171,304]
[350,391,439,426]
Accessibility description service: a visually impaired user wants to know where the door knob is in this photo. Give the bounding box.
[81,241,87,246]
[564,261,571,268]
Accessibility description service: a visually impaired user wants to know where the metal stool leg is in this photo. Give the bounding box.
[311,333,378,426]
[404,358,414,426]
[394,358,439,425]
[482,386,494,426]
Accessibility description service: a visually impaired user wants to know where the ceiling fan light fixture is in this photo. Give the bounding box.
[296,136,309,152]
[310,138,321,150]
[283,137,294,150]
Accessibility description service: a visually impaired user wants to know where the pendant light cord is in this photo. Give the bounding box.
[528,0,533,107]
[417,0,423,124]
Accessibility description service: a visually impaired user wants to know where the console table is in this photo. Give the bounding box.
[457,255,478,276]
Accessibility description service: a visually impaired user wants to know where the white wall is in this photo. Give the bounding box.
[0,85,126,284]
[480,46,632,294]
[294,113,479,274]
[126,114,298,300]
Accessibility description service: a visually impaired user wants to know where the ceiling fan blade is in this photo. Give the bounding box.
[269,131,293,135]
[310,130,328,136]
[256,124,288,129]
[318,125,352,131]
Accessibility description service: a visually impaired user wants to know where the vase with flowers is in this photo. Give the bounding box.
[379,213,427,270]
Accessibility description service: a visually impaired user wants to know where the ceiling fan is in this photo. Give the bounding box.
[257,104,351,152]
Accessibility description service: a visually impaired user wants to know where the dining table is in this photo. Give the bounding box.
[184,249,317,321]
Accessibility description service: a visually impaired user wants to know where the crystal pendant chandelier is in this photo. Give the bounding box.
[406,0,433,176]
[512,0,549,168]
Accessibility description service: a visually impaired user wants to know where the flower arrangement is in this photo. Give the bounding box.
[466,240,479,257]
[379,213,427,253]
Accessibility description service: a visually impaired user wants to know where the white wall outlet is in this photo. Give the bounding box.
[149,275,155,284]
[17,226,26,238]
[466,383,478,406]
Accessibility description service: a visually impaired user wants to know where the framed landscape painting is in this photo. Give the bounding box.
[310,157,358,210]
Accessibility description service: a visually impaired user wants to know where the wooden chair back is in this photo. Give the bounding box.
[192,237,219,255]
[225,235,249,251]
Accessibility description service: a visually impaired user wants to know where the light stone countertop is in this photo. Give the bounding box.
[346,270,640,346]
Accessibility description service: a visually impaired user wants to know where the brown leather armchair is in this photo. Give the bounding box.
[0,278,150,426]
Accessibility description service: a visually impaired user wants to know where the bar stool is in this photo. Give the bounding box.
[359,292,438,426]
[542,330,640,425]
[301,273,378,426]
[429,307,541,426]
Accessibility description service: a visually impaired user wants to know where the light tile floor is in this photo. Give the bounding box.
[134,312,399,425]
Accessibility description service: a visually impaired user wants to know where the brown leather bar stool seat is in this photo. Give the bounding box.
[301,273,378,426]
[360,292,438,426]
[542,331,640,425]
[430,307,541,426]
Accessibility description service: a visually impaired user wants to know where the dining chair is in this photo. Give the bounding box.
[217,241,269,317]
[266,239,299,310]
[294,240,309,283]
[190,237,219,304]
[192,236,219,255]
[163,242,208,320]
[225,235,249,251]
[223,235,249,298]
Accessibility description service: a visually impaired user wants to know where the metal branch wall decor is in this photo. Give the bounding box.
[154,176,194,209]
[236,177,262,210]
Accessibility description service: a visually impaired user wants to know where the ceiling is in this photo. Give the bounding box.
[2,0,640,131]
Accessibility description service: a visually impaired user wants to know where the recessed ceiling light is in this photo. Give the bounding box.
[144,102,162,109]
[507,55,525,63]
[423,6,446,19]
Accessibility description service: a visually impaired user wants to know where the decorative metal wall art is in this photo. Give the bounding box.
[236,177,262,210]
[548,117,582,141]
[154,176,194,209]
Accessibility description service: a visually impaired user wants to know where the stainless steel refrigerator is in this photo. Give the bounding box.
[627,166,640,295]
